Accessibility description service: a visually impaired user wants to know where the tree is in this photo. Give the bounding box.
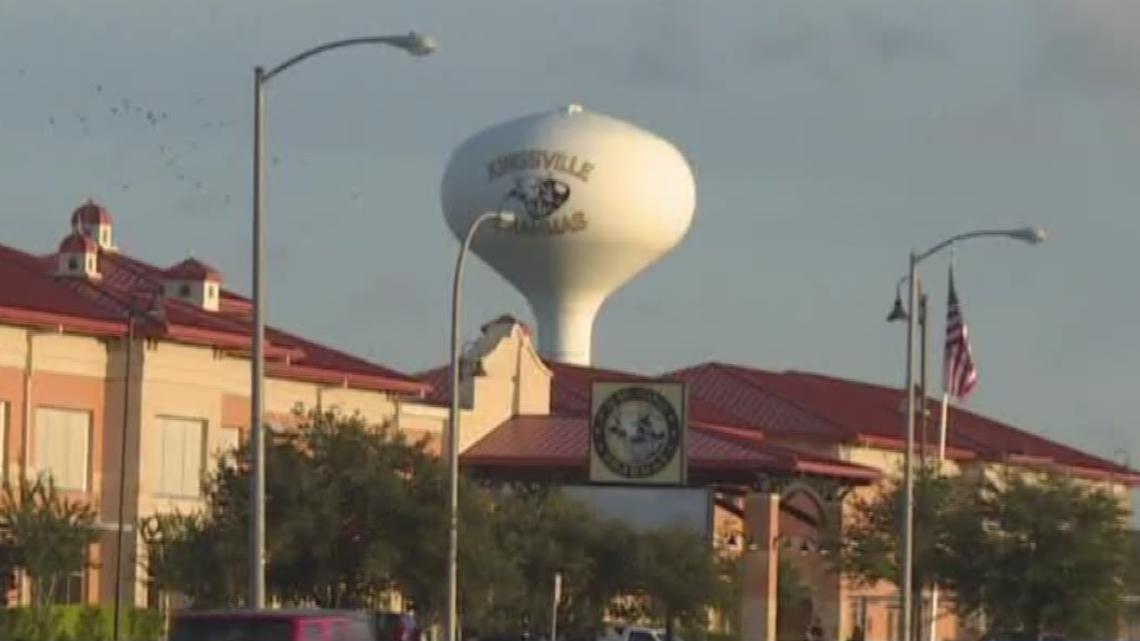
[142,511,245,608]
[840,468,1131,640]
[939,471,1129,640]
[0,475,98,634]
[834,464,954,640]
[630,526,731,641]
[147,409,476,611]
[469,485,642,638]
[1123,530,1140,594]
[146,409,731,639]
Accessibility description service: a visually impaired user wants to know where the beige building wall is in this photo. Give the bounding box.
[0,326,113,604]
[444,320,552,456]
[0,322,440,609]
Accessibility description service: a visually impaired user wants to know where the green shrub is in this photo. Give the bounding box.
[74,605,114,640]
[128,607,164,641]
[0,606,162,641]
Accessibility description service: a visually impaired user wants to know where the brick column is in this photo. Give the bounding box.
[742,492,780,641]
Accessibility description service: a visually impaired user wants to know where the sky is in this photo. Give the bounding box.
[2,1,1139,481]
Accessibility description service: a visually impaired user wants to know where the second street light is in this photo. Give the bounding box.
[447,210,516,641]
[249,31,436,609]
[894,225,1046,641]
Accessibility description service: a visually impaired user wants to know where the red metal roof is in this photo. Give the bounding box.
[58,233,97,254]
[0,232,426,396]
[163,257,221,281]
[0,244,121,328]
[542,360,752,428]
[672,362,1138,482]
[421,357,1137,482]
[461,415,881,483]
[419,360,757,429]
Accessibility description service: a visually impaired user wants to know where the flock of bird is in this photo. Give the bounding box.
[30,73,243,201]
[18,65,366,212]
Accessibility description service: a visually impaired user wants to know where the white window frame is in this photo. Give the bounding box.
[34,407,91,492]
[154,416,206,499]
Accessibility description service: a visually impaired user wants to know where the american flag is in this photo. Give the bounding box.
[944,267,978,400]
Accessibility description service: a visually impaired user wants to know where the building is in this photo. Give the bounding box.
[0,201,1134,641]
[0,201,434,606]
[420,317,1139,641]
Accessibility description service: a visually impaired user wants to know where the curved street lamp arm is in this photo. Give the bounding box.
[916,227,1043,264]
[263,34,427,82]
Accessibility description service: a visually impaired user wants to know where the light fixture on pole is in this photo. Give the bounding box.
[249,31,436,610]
[887,278,910,323]
[894,225,1046,641]
[447,210,517,641]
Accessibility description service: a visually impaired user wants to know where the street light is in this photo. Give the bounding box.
[249,31,436,610]
[894,226,1046,641]
[447,210,516,641]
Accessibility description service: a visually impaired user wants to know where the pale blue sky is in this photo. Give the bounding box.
[2,1,1138,476]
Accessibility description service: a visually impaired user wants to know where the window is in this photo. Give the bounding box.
[178,283,191,297]
[34,408,90,491]
[67,257,78,271]
[51,570,84,604]
[155,417,205,498]
[213,426,241,460]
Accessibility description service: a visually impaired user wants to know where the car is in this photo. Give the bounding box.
[169,609,377,641]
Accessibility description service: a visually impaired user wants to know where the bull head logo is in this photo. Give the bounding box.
[505,176,571,220]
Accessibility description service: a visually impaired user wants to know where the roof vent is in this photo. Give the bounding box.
[71,199,115,251]
[56,232,101,280]
[162,258,222,312]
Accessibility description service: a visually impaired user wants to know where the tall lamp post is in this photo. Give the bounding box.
[894,226,1046,641]
[448,210,516,641]
[249,31,436,609]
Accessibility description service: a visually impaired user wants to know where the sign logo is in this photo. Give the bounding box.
[487,149,593,236]
[590,384,686,483]
[506,176,571,220]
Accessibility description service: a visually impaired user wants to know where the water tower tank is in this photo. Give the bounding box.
[441,105,696,365]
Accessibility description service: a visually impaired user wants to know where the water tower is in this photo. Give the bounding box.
[441,105,696,365]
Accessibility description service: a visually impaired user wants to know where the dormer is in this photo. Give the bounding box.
[162,258,222,312]
[71,200,115,251]
[56,233,101,280]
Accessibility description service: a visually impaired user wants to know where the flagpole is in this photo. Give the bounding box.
[928,249,954,641]
[928,392,949,641]
[926,249,954,641]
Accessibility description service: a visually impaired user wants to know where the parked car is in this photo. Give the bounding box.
[169,609,377,641]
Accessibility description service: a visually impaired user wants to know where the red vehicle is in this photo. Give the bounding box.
[169,609,377,641]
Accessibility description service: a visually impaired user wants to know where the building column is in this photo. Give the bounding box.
[742,491,780,641]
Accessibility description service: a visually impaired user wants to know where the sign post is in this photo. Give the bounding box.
[551,572,563,641]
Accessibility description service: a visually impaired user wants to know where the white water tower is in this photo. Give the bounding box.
[441,105,696,365]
